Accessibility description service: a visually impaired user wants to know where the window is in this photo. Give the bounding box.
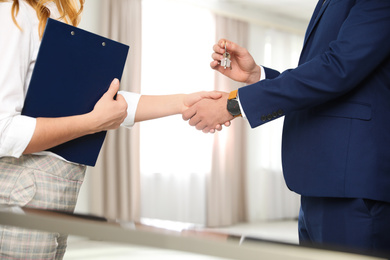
[140,0,215,223]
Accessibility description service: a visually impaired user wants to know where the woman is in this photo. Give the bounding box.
[0,0,223,258]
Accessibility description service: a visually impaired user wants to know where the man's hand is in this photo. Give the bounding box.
[211,39,261,85]
[183,92,234,133]
[182,91,231,133]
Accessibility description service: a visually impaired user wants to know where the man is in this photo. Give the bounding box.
[183,0,390,255]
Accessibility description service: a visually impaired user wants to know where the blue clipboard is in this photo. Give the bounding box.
[22,18,129,166]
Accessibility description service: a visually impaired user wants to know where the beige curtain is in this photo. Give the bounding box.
[88,0,142,222]
[206,15,249,227]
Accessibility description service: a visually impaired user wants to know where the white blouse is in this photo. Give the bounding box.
[0,1,140,159]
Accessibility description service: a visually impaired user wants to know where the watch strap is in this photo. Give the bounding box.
[228,89,238,100]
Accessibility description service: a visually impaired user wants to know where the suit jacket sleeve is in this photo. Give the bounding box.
[238,0,390,128]
[263,66,280,80]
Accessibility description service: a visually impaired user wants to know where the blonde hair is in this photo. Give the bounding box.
[1,0,84,38]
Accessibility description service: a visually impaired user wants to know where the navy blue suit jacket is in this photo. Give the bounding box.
[238,0,390,202]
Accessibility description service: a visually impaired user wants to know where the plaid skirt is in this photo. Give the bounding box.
[0,154,86,259]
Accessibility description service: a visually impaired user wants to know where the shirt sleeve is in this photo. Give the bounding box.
[238,66,267,118]
[260,66,266,81]
[0,3,37,158]
[118,91,141,129]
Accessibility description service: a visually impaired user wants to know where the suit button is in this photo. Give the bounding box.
[261,115,266,121]
[278,109,284,116]
[267,114,272,120]
[272,111,277,118]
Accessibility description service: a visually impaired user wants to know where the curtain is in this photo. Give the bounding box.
[88,0,142,222]
[245,26,301,221]
[206,15,249,227]
[207,19,302,225]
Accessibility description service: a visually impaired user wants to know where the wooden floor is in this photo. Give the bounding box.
[64,220,298,260]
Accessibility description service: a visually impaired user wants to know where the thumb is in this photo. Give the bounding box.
[220,39,243,55]
[105,78,120,98]
[200,91,222,100]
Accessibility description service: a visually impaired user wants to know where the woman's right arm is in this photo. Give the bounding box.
[23,79,128,154]
[0,4,127,157]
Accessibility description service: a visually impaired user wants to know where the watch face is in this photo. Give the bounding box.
[227,99,241,116]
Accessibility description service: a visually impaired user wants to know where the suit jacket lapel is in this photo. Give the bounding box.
[303,0,331,47]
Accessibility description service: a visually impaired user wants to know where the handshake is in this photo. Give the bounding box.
[93,39,261,134]
[182,90,233,133]
[181,38,261,133]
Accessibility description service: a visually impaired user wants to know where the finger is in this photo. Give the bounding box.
[115,93,125,102]
[209,91,223,99]
[224,121,231,127]
[116,94,128,110]
[212,52,223,60]
[218,39,243,56]
[211,59,230,75]
[210,60,220,70]
[213,46,224,55]
[214,124,223,131]
[225,40,246,56]
[205,128,215,134]
[182,106,197,121]
[214,64,232,76]
[217,38,228,50]
[189,116,202,127]
[204,125,217,133]
[213,40,226,54]
[195,121,207,131]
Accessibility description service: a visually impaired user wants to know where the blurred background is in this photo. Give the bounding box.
[76,0,317,230]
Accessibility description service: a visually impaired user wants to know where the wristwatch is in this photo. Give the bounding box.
[227,89,242,117]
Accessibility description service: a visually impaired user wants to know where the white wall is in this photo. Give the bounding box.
[74,0,103,214]
[78,0,103,34]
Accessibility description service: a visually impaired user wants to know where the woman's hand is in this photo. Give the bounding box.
[24,79,128,154]
[89,78,128,132]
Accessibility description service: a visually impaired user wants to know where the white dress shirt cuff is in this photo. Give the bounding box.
[237,94,247,118]
[0,115,36,158]
[238,66,266,118]
[118,91,141,129]
[260,66,266,81]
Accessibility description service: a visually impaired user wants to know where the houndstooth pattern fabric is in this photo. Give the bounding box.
[0,155,86,259]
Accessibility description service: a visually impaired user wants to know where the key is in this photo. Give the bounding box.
[221,42,231,69]
[221,52,231,69]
